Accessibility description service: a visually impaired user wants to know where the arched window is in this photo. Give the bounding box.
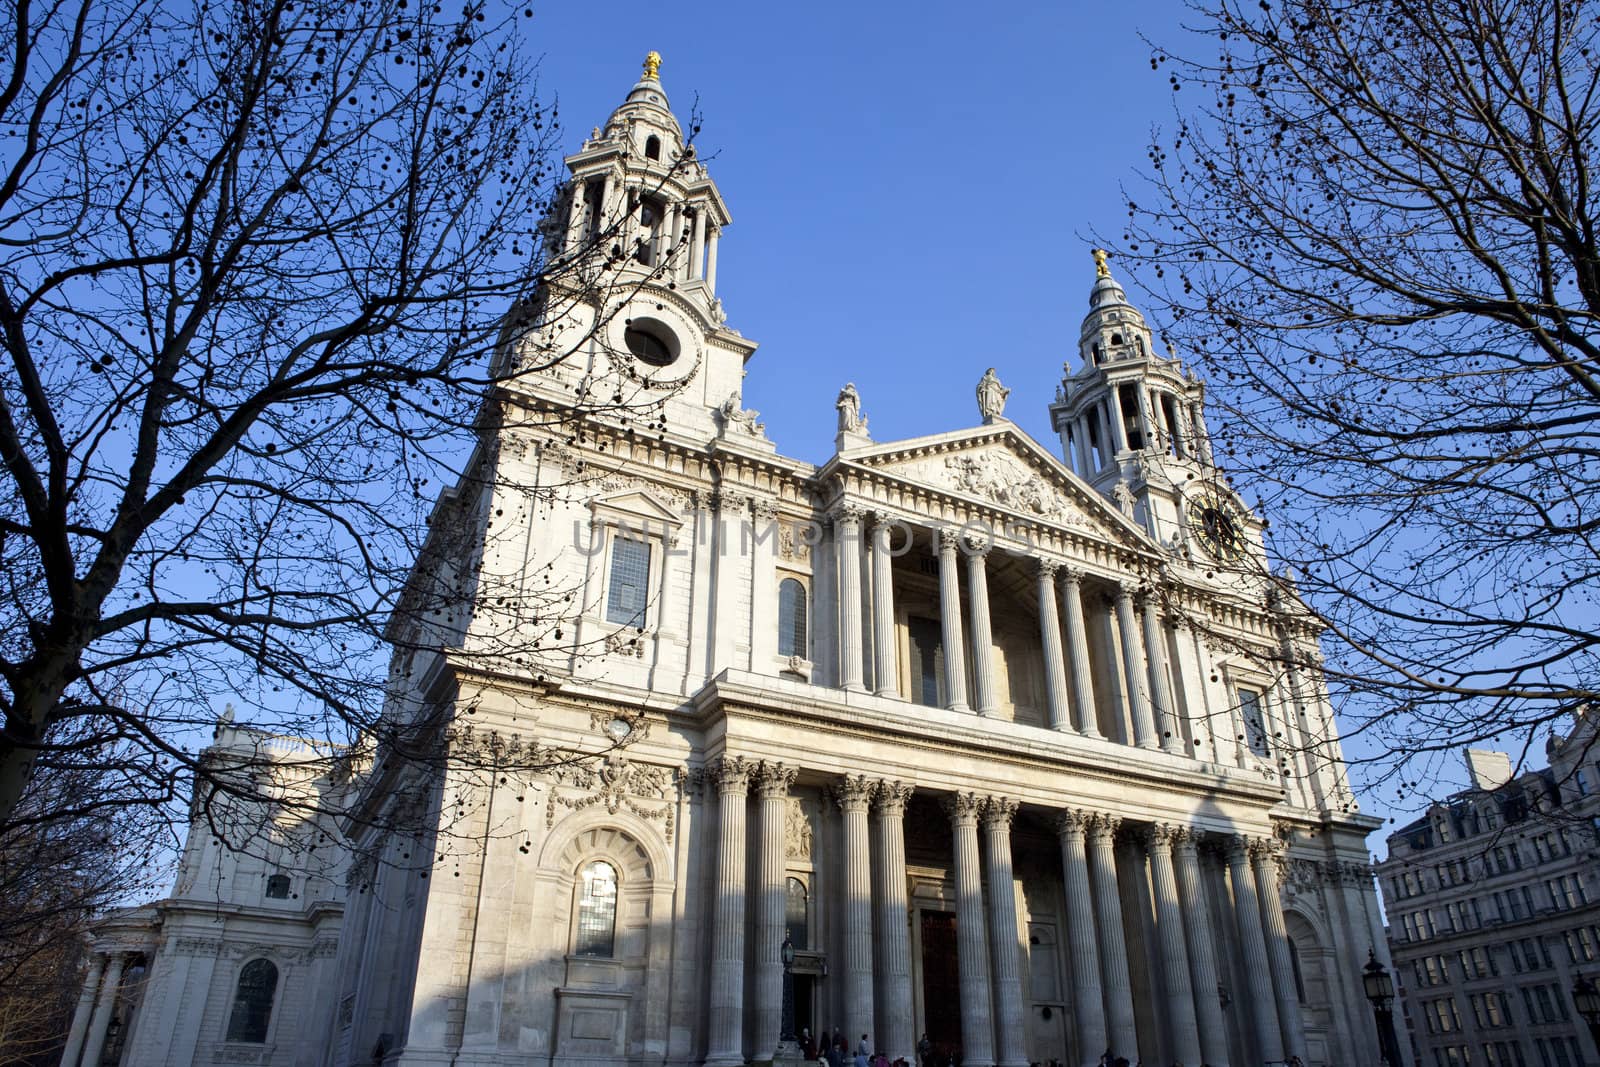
[778,578,807,658]
[575,860,618,958]
[785,876,809,949]
[226,959,278,1043]
[645,135,662,161]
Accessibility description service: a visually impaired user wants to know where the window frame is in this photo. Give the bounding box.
[224,957,280,1045]
[573,859,620,959]
[777,575,810,660]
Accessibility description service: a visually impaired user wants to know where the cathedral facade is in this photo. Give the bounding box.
[70,56,1392,1067]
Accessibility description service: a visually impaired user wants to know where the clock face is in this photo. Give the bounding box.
[1188,495,1246,561]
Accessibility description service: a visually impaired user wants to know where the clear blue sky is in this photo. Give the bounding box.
[529,0,1194,463]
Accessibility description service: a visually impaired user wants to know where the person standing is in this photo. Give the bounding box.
[918,1034,932,1067]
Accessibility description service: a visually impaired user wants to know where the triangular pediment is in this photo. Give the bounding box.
[589,489,683,527]
[843,423,1146,542]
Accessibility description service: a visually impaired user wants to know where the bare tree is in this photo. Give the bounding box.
[0,0,692,831]
[1122,0,1600,795]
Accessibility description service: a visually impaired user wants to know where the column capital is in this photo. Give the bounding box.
[981,795,1018,830]
[755,760,797,798]
[1172,827,1203,858]
[937,526,964,554]
[831,773,876,812]
[709,756,752,794]
[941,791,985,826]
[1034,557,1060,581]
[870,509,899,534]
[1059,565,1087,587]
[1250,834,1288,871]
[1053,808,1093,838]
[874,779,914,816]
[1147,822,1189,850]
[750,497,778,522]
[831,502,865,528]
[1226,832,1259,864]
[1088,812,1122,841]
[1116,579,1140,600]
[964,532,991,557]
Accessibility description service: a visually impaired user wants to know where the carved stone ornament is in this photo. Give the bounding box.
[1053,809,1092,837]
[976,367,1010,422]
[1089,813,1123,840]
[604,629,648,658]
[757,761,798,798]
[831,774,876,812]
[784,798,813,861]
[782,654,813,680]
[709,756,753,794]
[545,751,676,841]
[873,447,1092,529]
[941,791,985,824]
[875,780,914,816]
[717,393,767,438]
[981,795,1019,829]
[778,523,812,562]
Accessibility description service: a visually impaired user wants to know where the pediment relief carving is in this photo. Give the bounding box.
[864,444,1108,533]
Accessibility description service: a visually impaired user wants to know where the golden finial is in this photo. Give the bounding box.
[642,51,662,82]
[1092,248,1111,279]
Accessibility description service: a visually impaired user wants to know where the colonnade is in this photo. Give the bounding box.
[701,755,1308,1067]
[563,168,721,290]
[61,950,133,1067]
[833,509,1280,769]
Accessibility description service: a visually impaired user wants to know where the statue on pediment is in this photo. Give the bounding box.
[836,382,867,434]
[976,367,1010,423]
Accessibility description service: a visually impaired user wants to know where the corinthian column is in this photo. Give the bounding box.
[1146,825,1202,1067]
[1035,560,1072,732]
[756,762,798,1052]
[1254,836,1309,1062]
[60,953,106,1067]
[1174,834,1230,1067]
[79,953,126,1067]
[1055,811,1106,1067]
[872,513,900,697]
[875,782,916,1064]
[1087,815,1139,1062]
[836,505,866,692]
[966,539,998,714]
[1060,569,1102,739]
[942,793,995,1067]
[937,529,971,712]
[1114,585,1157,747]
[1140,594,1181,753]
[834,775,877,1042]
[1226,835,1284,1064]
[983,798,1028,1067]
[707,758,753,1067]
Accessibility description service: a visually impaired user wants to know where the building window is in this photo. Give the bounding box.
[778,578,808,658]
[645,134,662,160]
[225,959,279,1043]
[785,876,809,949]
[1237,687,1269,756]
[574,860,619,958]
[908,616,944,708]
[265,873,290,899]
[605,537,650,626]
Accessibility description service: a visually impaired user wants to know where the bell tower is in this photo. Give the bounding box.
[1050,252,1256,562]
[504,53,761,447]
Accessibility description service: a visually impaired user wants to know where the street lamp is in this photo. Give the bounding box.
[781,933,797,1044]
[1570,975,1600,1054]
[1363,949,1403,1067]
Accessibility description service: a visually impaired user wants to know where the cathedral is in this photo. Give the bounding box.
[67,55,1393,1067]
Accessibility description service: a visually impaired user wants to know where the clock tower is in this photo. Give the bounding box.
[1049,253,1259,566]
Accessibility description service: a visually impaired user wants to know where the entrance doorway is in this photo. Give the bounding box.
[919,910,961,1064]
[794,975,815,1043]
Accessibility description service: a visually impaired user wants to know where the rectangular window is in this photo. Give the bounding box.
[605,537,651,626]
[907,616,944,709]
[1238,687,1269,756]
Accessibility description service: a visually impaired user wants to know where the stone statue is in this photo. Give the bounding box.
[719,393,763,437]
[836,383,866,433]
[976,367,1010,423]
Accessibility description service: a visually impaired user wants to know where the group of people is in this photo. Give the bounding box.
[799,1029,910,1067]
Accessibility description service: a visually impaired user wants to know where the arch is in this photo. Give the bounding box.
[225,958,279,1043]
[786,876,810,949]
[539,810,667,883]
[645,134,662,161]
[574,859,619,957]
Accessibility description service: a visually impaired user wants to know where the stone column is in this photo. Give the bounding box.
[1226,835,1284,1064]
[1174,835,1231,1067]
[1035,560,1072,732]
[1054,811,1107,1067]
[706,225,720,291]
[937,530,971,712]
[756,762,797,1053]
[872,512,899,697]
[61,953,106,1067]
[983,798,1028,1067]
[1060,569,1102,739]
[835,776,877,1043]
[1108,392,1130,452]
[1087,815,1139,1062]
[1114,584,1157,748]
[835,505,866,692]
[691,206,707,280]
[707,758,754,1067]
[874,782,916,1065]
[942,793,996,1067]
[965,538,998,715]
[1147,825,1202,1067]
[79,952,125,1067]
[1141,594,1181,753]
[1254,837,1309,1062]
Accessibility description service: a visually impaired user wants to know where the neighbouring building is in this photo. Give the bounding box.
[67,54,1392,1067]
[1377,711,1600,1067]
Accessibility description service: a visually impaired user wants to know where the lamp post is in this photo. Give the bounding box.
[1570,975,1600,1056]
[1363,949,1404,1067]
[781,933,797,1045]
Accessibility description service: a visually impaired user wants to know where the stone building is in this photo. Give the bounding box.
[1376,711,1600,1067]
[65,55,1391,1067]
